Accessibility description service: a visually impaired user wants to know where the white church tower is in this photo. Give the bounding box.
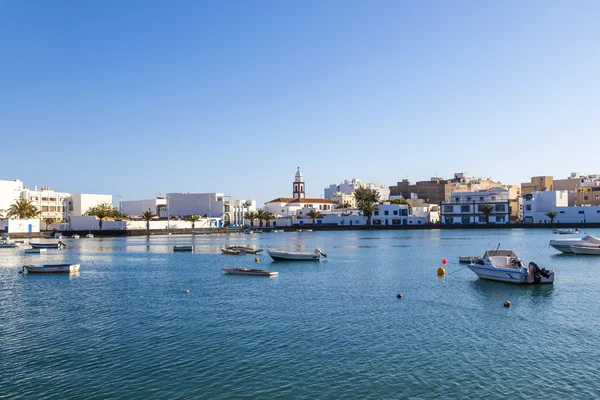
[293,167,305,199]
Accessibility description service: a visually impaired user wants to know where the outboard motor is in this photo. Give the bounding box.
[528,262,551,283]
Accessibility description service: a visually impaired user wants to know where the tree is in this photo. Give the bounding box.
[7,199,39,219]
[256,209,267,228]
[244,211,258,227]
[306,210,323,226]
[354,187,380,226]
[44,218,56,230]
[545,211,558,224]
[185,214,200,229]
[360,202,379,226]
[140,211,156,233]
[479,204,495,224]
[263,212,276,227]
[84,202,115,230]
[389,198,412,209]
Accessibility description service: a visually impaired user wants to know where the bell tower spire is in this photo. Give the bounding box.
[293,167,305,199]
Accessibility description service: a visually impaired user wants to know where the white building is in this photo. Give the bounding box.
[440,187,511,224]
[264,168,335,220]
[330,192,356,209]
[324,178,390,201]
[0,218,40,233]
[522,190,600,223]
[229,199,256,227]
[0,179,25,216]
[22,187,70,221]
[162,192,224,219]
[122,197,167,217]
[70,193,114,217]
[412,204,440,223]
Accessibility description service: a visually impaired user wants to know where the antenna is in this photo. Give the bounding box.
[496,243,501,251]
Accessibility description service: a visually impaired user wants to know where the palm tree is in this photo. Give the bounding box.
[479,204,495,224]
[306,210,323,226]
[263,212,276,227]
[0,209,5,218]
[140,210,156,234]
[7,199,39,219]
[185,214,200,229]
[244,211,258,227]
[360,202,379,226]
[84,202,116,230]
[256,209,267,228]
[340,201,352,216]
[545,211,558,224]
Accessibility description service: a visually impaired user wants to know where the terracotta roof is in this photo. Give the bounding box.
[288,198,334,204]
[266,197,296,203]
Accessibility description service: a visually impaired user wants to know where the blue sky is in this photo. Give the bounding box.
[1,1,599,206]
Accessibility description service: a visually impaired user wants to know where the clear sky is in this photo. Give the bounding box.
[1,1,599,206]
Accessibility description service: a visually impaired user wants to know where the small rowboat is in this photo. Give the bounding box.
[221,246,263,255]
[221,268,278,276]
[25,248,47,254]
[30,241,66,249]
[23,264,80,273]
[267,248,327,261]
[173,245,193,252]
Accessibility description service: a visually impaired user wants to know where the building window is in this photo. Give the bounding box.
[596,195,600,201]
[384,210,389,215]
[497,216,505,223]
[461,205,470,212]
[584,196,589,200]
[491,197,496,201]
[495,204,505,212]
[374,211,379,216]
[525,205,532,211]
[455,198,459,202]
[393,210,398,215]
[467,197,471,201]
[444,206,453,213]
[578,211,584,214]
[479,197,484,201]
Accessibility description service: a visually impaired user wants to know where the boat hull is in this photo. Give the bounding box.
[571,244,600,255]
[0,244,19,248]
[222,268,278,276]
[173,246,193,252]
[468,264,554,284]
[268,251,321,261]
[30,243,64,249]
[25,248,47,254]
[24,264,80,273]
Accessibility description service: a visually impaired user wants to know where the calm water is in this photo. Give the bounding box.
[1,229,600,399]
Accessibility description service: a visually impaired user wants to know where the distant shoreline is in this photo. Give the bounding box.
[5,223,599,239]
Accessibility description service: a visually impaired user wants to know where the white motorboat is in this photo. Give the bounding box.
[459,256,480,263]
[71,234,80,239]
[570,243,600,255]
[173,245,193,252]
[22,264,80,273]
[267,248,327,261]
[86,233,94,238]
[467,250,554,285]
[30,241,66,249]
[549,235,600,253]
[222,268,278,276]
[553,228,580,234]
[25,248,47,254]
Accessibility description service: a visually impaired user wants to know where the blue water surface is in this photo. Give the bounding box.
[1,229,599,399]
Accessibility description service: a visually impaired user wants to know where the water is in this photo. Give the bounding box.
[1,229,600,399]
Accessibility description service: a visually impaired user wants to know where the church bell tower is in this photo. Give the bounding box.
[293,167,305,199]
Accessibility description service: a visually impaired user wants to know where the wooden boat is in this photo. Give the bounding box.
[23,263,80,273]
[25,248,47,254]
[30,241,66,249]
[222,268,278,276]
[267,248,327,261]
[173,245,193,252]
[459,256,480,263]
[221,246,263,255]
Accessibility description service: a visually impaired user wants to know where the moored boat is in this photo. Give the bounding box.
[22,263,80,273]
[173,245,193,252]
[553,228,580,234]
[549,235,600,253]
[86,233,94,238]
[267,248,327,261]
[570,243,600,255]
[221,246,262,255]
[467,250,554,285]
[0,241,19,248]
[243,228,253,234]
[71,234,80,239]
[30,241,66,249]
[221,268,278,276]
[25,248,47,254]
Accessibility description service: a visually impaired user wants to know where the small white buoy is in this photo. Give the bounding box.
[184,289,190,294]
[504,300,511,308]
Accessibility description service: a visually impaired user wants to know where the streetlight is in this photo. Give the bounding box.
[167,195,172,230]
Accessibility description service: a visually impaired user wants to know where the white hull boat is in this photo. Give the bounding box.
[71,234,80,239]
[267,248,327,261]
[23,264,80,273]
[222,268,278,276]
[86,233,94,238]
[553,228,580,234]
[467,250,554,285]
[25,248,47,254]
[570,243,600,255]
[549,235,600,253]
